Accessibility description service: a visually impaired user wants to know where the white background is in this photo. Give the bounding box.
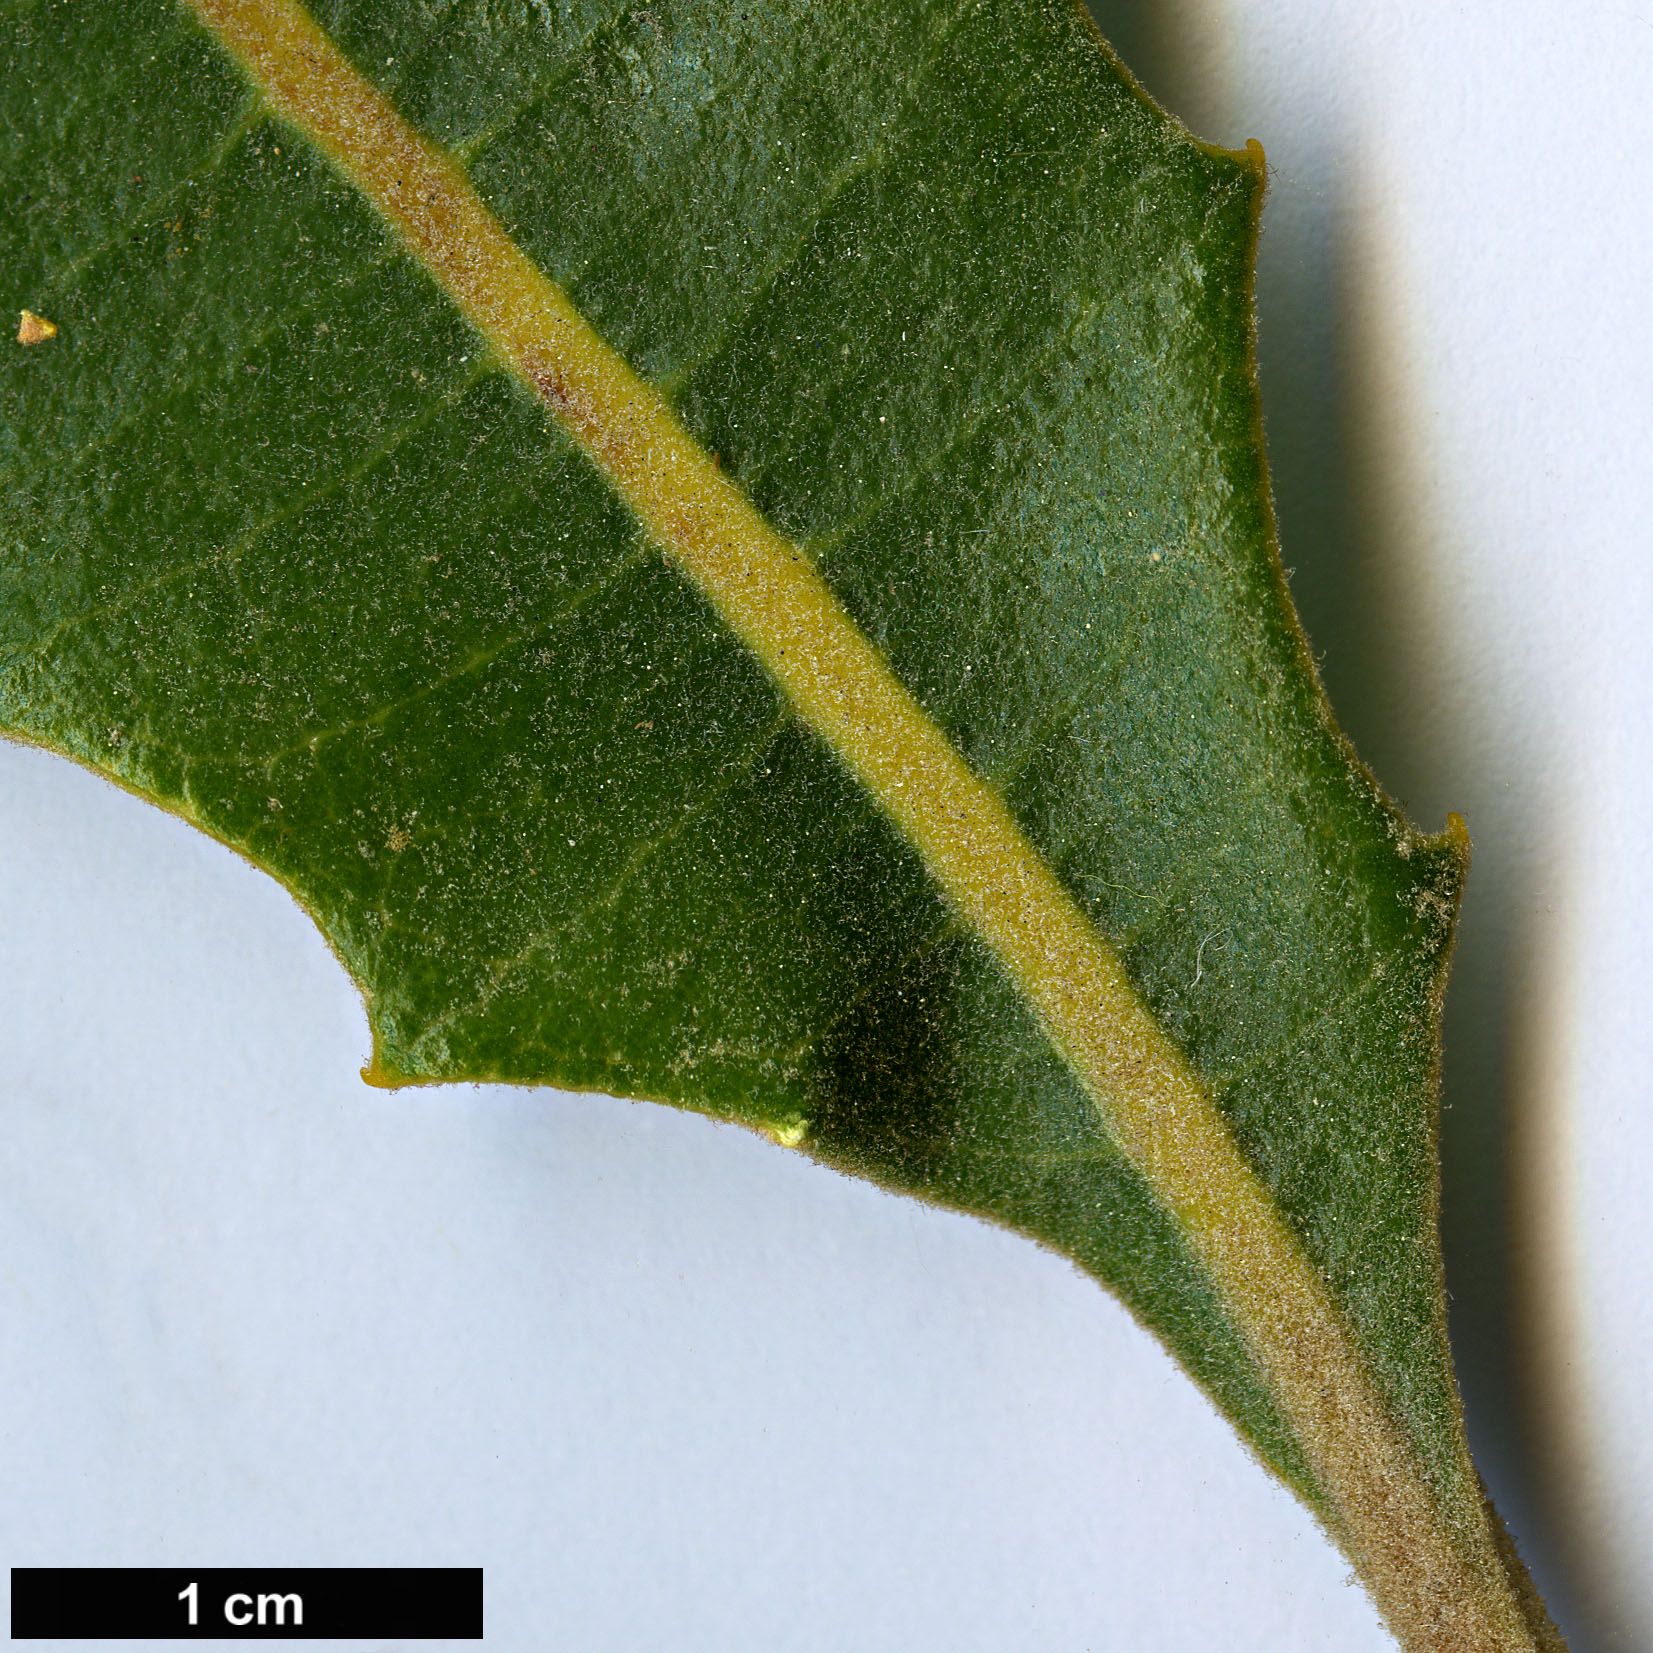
[3,1,1649,1647]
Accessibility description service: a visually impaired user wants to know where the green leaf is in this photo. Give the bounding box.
[0,0,1562,1645]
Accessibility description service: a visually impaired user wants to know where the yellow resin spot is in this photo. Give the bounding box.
[764,1117,809,1150]
[17,309,56,345]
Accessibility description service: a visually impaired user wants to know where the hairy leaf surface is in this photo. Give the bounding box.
[0,1,1560,1646]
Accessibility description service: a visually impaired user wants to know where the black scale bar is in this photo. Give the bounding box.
[10,1569,483,1640]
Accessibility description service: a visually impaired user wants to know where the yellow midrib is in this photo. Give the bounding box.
[186,3,1531,1647]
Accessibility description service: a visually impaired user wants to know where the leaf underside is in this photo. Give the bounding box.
[1,1,1558,1645]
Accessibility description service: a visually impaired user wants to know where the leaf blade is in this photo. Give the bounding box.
[1,1,1561,1645]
